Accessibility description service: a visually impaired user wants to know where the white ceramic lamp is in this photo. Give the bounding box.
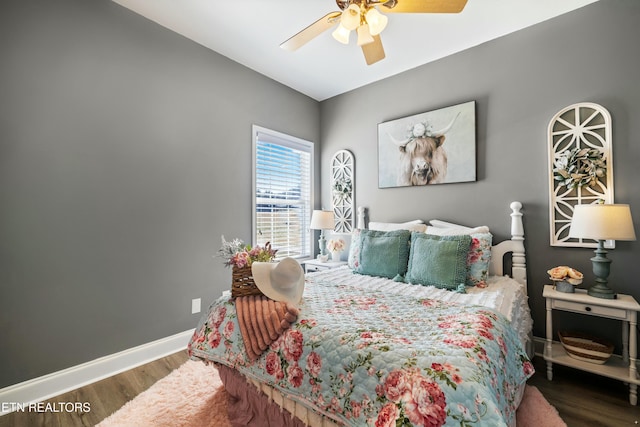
[310,210,335,260]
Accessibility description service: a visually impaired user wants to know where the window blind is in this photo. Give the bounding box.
[253,127,313,259]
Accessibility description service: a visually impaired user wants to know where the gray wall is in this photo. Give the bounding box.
[2,0,638,390]
[320,0,640,348]
[0,0,320,388]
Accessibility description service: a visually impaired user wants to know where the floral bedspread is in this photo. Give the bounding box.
[189,275,534,427]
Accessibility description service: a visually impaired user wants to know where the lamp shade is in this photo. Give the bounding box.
[356,24,374,46]
[365,8,388,36]
[341,4,361,31]
[332,23,351,44]
[310,210,335,230]
[569,204,636,241]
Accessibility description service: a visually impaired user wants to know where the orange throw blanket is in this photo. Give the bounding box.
[235,295,299,361]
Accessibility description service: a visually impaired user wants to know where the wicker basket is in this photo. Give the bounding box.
[231,265,263,298]
[558,331,614,364]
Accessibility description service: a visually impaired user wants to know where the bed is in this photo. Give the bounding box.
[189,201,533,427]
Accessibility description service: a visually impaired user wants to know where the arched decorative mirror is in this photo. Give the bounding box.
[330,150,355,233]
[547,102,614,248]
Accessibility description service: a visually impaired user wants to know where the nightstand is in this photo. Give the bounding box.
[543,284,640,405]
[303,259,348,273]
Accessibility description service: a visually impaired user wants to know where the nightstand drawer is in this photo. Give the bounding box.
[303,260,348,273]
[552,299,627,320]
[305,265,328,273]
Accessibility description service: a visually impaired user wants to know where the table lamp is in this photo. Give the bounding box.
[310,210,335,260]
[568,203,636,299]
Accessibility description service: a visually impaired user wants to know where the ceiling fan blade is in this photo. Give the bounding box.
[380,0,468,14]
[280,11,342,52]
[361,35,385,65]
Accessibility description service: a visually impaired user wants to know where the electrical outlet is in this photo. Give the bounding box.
[191,298,201,314]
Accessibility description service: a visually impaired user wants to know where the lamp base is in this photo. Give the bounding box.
[588,240,615,299]
[587,283,616,299]
[318,231,327,257]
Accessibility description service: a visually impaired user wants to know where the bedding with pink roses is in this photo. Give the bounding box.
[189,268,533,427]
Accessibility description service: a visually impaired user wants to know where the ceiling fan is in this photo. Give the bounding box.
[280,0,468,65]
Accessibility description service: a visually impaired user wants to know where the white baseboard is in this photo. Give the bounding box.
[0,329,194,416]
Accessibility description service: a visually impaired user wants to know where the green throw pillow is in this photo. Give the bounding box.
[406,233,471,291]
[355,229,411,279]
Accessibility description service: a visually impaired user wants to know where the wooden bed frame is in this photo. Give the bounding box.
[219,201,529,427]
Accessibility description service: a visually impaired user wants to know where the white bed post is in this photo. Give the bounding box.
[509,201,527,288]
[508,201,533,360]
[356,206,367,230]
[488,201,527,291]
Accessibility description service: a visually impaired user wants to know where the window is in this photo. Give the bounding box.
[253,125,314,259]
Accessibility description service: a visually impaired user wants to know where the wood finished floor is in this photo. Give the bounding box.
[1,351,639,426]
[0,351,189,427]
[527,356,640,426]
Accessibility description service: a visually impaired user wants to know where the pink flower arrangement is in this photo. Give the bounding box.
[327,238,346,253]
[218,236,277,268]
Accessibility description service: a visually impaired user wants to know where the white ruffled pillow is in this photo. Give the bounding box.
[369,220,427,233]
[425,225,490,235]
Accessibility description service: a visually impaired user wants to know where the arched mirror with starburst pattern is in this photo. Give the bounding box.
[548,102,614,248]
[331,150,355,234]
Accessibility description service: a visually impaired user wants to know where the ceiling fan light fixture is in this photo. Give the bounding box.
[341,4,361,31]
[356,24,374,46]
[282,0,468,65]
[365,7,388,36]
[332,23,351,44]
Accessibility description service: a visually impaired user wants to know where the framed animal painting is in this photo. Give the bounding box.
[378,101,476,188]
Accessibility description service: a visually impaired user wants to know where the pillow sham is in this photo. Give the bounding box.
[405,233,471,291]
[347,228,362,269]
[429,219,471,229]
[466,232,492,288]
[354,229,411,279]
[369,220,427,233]
[425,226,492,288]
[426,225,490,235]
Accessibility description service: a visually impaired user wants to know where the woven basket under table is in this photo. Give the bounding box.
[231,265,264,298]
[558,331,614,364]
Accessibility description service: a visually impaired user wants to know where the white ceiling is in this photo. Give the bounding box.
[112,0,599,101]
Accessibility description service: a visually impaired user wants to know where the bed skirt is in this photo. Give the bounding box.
[217,364,340,427]
[217,363,525,427]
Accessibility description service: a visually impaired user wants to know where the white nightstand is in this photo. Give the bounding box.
[303,259,348,273]
[543,284,640,405]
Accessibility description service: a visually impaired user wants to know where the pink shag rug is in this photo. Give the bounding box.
[98,360,566,427]
[516,384,567,427]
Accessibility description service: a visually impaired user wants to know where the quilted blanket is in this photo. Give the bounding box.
[189,275,534,427]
